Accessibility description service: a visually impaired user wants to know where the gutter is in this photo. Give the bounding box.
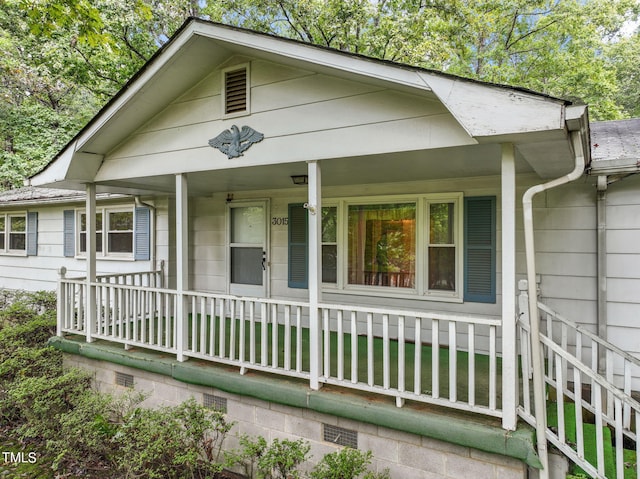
[522,108,588,479]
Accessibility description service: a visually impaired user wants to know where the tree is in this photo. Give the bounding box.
[0,0,638,189]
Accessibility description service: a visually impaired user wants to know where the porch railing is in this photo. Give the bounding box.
[57,271,504,420]
[318,303,502,416]
[517,281,640,479]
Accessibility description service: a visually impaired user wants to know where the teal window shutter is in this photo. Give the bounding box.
[464,196,496,303]
[288,203,308,289]
[63,210,75,257]
[26,212,38,256]
[134,206,151,261]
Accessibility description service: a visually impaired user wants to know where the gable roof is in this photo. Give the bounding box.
[28,17,588,192]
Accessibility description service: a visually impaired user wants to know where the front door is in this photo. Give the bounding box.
[228,201,268,297]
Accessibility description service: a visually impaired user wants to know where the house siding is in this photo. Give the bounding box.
[0,200,166,292]
[98,57,471,182]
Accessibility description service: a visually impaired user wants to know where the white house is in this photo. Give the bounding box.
[5,17,639,479]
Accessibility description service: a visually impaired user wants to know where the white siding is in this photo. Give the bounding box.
[0,200,169,292]
[98,58,471,181]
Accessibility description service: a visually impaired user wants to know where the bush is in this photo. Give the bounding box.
[310,448,390,479]
[112,398,233,479]
[257,438,311,479]
[224,434,268,478]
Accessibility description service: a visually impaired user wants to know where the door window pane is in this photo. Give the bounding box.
[231,206,264,243]
[348,203,415,288]
[231,247,263,285]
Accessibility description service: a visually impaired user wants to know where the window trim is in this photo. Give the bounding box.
[76,206,136,259]
[0,212,28,256]
[290,193,466,303]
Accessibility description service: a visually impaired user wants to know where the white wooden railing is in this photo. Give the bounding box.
[517,281,640,479]
[57,272,504,420]
[318,303,502,416]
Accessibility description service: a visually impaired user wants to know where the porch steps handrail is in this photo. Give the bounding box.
[537,334,639,479]
[518,297,640,478]
[538,301,640,371]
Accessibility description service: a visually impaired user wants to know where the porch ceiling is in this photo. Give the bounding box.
[92,143,539,196]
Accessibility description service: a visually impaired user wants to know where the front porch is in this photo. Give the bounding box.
[57,269,504,419]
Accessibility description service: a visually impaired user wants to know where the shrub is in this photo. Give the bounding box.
[310,448,390,479]
[257,438,311,479]
[224,434,268,478]
[112,398,233,479]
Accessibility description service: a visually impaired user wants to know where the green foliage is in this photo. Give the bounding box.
[224,434,268,478]
[310,448,390,479]
[112,397,233,479]
[257,438,311,479]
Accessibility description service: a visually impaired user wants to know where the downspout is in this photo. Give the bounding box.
[523,127,587,478]
[596,176,607,374]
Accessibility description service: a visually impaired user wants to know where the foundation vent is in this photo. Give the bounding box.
[115,372,134,388]
[203,393,228,413]
[323,424,358,448]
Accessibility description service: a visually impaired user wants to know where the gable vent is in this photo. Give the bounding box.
[224,68,248,114]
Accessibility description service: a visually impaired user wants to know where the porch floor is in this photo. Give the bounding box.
[48,335,539,467]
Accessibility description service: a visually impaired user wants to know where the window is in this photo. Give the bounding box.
[427,202,456,291]
[108,211,134,254]
[347,203,416,288]
[222,64,250,116]
[8,215,26,251]
[80,212,103,253]
[288,194,495,303]
[65,206,151,260]
[322,207,337,283]
[0,212,37,255]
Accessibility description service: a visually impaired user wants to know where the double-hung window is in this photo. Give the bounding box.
[0,212,37,255]
[288,193,495,303]
[65,206,150,260]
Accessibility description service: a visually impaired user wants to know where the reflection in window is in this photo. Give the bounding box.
[348,203,416,288]
[80,212,103,253]
[428,202,455,291]
[108,211,134,253]
[322,206,337,283]
[8,216,26,250]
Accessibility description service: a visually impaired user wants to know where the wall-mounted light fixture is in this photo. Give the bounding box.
[226,193,234,203]
[290,175,308,185]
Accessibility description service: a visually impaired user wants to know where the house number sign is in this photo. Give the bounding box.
[271,217,288,226]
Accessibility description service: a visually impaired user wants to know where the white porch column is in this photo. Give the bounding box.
[85,183,97,343]
[176,173,189,362]
[501,143,517,430]
[308,160,323,390]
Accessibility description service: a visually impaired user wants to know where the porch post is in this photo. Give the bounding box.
[308,160,323,390]
[85,183,97,343]
[175,173,189,362]
[501,143,517,430]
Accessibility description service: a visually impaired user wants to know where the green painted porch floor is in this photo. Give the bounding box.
[110,315,502,409]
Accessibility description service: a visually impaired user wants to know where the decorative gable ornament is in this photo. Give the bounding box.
[208,125,264,159]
